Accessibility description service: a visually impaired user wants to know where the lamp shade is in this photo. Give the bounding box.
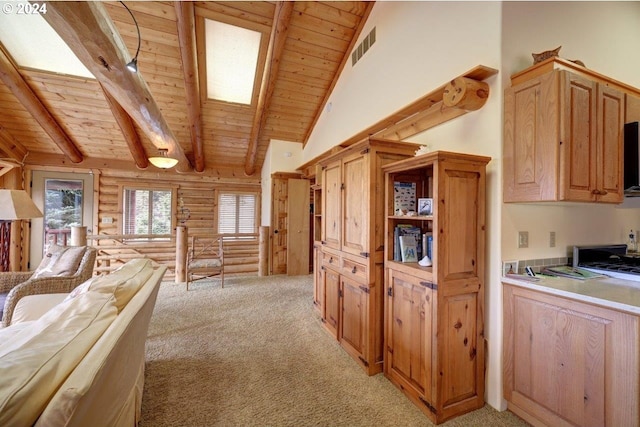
[0,190,43,220]
[149,148,178,169]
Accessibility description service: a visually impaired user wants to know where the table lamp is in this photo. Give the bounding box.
[0,190,43,271]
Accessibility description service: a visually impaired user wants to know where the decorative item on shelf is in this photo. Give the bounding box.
[414,145,430,156]
[417,198,433,216]
[176,197,191,225]
[532,46,561,64]
[120,1,141,73]
[418,255,432,267]
[148,148,178,169]
[393,181,416,213]
[0,190,43,271]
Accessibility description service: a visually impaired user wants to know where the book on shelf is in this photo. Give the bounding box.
[394,225,422,261]
[399,235,418,263]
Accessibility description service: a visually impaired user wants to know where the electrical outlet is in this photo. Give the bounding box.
[550,231,556,247]
[518,231,529,248]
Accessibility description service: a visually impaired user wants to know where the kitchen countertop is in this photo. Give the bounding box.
[502,274,640,315]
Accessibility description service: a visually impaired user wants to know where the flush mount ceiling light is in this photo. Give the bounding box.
[120,1,140,73]
[148,148,178,169]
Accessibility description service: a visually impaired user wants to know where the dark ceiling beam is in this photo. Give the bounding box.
[40,1,192,173]
[175,1,205,173]
[99,83,149,170]
[302,1,375,146]
[244,1,294,176]
[0,45,83,163]
[0,125,29,162]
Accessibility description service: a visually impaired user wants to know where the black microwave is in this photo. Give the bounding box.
[624,121,640,194]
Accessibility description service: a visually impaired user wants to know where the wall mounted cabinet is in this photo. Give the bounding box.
[504,58,625,203]
[382,151,490,424]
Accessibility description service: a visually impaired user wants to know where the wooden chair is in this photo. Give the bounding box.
[187,236,224,290]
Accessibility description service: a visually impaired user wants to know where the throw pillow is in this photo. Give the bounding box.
[32,246,86,279]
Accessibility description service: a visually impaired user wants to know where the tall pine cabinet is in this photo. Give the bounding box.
[382,151,490,424]
[315,138,416,375]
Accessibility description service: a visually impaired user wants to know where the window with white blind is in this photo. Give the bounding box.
[218,193,256,238]
[123,188,172,239]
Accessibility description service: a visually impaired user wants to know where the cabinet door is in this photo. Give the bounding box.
[323,268,340,339]
[322,161,342,250]
[504,285,639,427]
[313,244,324,314]
[342,153,369,257]
[596,84,624,203]
[385,269,432,403]
[559,72,598,202]
[340,276,368,364]
[503,71,560,202]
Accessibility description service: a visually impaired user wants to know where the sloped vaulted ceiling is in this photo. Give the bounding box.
[0,1,373,177]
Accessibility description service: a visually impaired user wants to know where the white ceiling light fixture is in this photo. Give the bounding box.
[148,149,178,169]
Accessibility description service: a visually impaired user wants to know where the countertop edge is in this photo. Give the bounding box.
[502,275,640,316]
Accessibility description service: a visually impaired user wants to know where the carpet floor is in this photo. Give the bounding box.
[140,274,530,427]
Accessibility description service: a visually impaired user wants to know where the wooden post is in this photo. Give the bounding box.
[70,226,87,246]
[175,225,188,283]
[259,226,269,276]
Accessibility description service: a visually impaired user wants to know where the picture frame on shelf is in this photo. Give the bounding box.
[417,198,433,216]
[502,260,519,276]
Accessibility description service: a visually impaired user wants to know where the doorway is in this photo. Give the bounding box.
[30,171,94,269]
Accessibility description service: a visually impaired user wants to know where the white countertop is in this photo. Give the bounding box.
[502,274,640,315]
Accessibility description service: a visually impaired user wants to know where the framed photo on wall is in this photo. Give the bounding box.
[417,198,433,216]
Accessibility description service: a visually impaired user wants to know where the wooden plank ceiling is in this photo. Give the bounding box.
[0,1,372,177]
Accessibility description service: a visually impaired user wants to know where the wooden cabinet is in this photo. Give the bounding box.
[316,138,416,375]
[504,60,625,203]
[382,151,490,424]
[503,284,640,427]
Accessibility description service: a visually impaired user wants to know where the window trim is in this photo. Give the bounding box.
[117,183,178,241]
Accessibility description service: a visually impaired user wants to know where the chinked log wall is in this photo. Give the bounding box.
[95,169,261,279]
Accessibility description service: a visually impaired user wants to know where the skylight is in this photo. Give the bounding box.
[204,19,261,105]
[0,10,93,78]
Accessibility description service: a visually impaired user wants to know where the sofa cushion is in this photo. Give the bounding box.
[32,245,86,279]
[65,258,153,312]
[10,293,69,326]
[0,290,118,427]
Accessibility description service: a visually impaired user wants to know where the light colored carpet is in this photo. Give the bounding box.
[140,275,530,427]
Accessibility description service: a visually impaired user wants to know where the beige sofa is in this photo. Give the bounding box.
[0,258,167,427]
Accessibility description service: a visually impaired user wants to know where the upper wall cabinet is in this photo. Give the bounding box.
[504,58,626,203]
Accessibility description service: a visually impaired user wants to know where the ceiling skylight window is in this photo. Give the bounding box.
[205,19,261,105]
[0,11,93,78]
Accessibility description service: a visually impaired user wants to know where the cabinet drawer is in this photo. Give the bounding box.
[342,258,368,282]
[322,251,340,269]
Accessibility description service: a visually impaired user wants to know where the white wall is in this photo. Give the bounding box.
[260,139,303,226]
[501,1,640,261]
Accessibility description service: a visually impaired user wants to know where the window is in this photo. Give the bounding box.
[204,19,261,104]
[123,188,173,238]
[218,193,257,237]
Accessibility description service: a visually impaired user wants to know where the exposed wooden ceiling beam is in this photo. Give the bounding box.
[0,125,28,162]
[175,1,205,173]
[302,1,375,147]
[41,1,192,173]
[99,83,149,170]
[0,45,83,163]
[244,1,294,176]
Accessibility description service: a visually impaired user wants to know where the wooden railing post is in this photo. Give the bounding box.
[259,226,269,276]
[70,226,87,246]
[175,225,188,283]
